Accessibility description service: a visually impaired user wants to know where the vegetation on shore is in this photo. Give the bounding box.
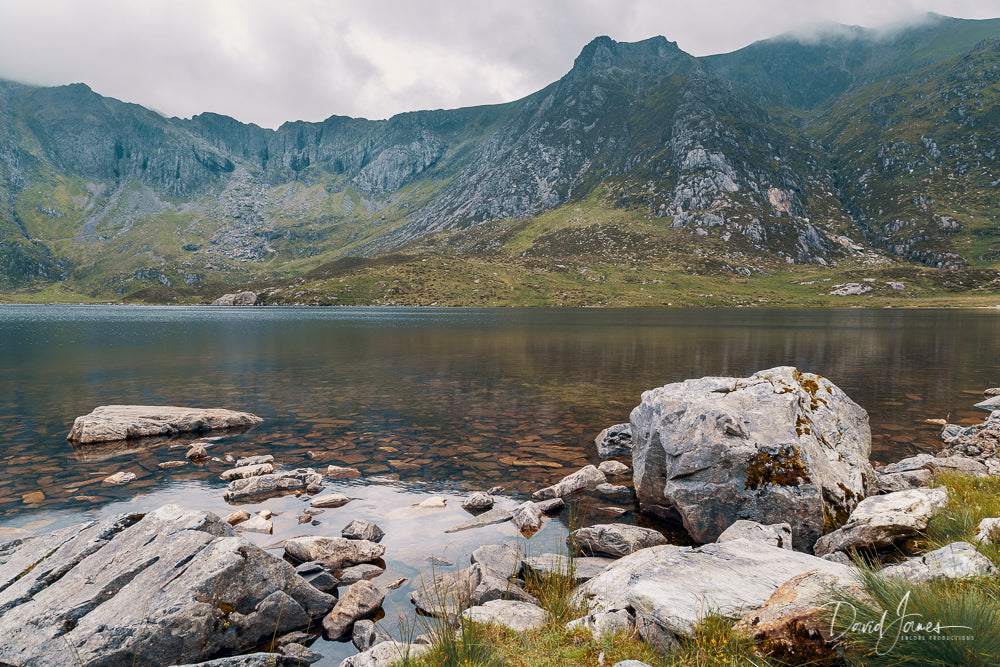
[396,472,1000,667]
[829,472,1000,666]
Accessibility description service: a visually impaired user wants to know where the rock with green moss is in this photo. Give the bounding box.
[630,366,876,552]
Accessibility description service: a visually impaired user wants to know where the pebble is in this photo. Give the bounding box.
[185,444,207,461]
[310,493,351,508]
[102,471,136,486]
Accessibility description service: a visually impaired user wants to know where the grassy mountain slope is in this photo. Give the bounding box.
[2,15,1000,303]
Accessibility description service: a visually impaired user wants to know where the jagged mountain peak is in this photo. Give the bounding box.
[2,15,1000,296]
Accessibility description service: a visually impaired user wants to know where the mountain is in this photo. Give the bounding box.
[1,13,999,302]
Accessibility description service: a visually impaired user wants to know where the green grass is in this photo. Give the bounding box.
[397,549,780,667]
[829,472,1000,666]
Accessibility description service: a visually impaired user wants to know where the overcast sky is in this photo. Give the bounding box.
[0,0,997,128]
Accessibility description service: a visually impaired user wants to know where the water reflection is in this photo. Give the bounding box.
[2,305,996,663]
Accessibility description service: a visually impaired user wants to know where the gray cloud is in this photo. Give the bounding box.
[0,0,997,128]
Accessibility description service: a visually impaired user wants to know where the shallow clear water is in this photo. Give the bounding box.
[1,305,997,663]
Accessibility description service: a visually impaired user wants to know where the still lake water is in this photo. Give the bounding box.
[0,305,997,662]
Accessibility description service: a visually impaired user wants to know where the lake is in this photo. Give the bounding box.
[0,305,996,663]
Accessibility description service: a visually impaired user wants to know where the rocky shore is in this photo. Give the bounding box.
[2,367,998,666]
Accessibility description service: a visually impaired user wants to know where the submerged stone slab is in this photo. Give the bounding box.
[0,505,334,667]
[67,405,262,443]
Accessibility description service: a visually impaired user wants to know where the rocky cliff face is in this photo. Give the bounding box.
[1,15,999,293]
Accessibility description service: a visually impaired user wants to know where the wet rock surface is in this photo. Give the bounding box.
[67,405,263,443]
[0,505,334,667]
[224,468,323,501]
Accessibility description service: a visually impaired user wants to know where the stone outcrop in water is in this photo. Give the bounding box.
[67,405,263,443]
[0,505,334,667]
[629,366,876,551]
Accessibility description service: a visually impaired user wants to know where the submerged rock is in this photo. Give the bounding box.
[630,367,876,551]
[444,506,513,533]
[0,505,334,667]
[224,469,323,501]
[67,405,262,443]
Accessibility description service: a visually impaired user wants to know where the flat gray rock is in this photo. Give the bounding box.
[285,535,385,570]
[67,405,262,443]
[573,538,852,641]
[814,487,948,556]
[568,523,667,558]
[471,542,526,579]
[224,469,323,501]
[973,395,1000,411]
[235,454,274,467]
[220,462,274,481]
[0,505,334,667]
[532,465,607,501]
[461,599,548,632]
[717,520,792,550]
[598,460,631,476]
[337,563,385,584]
[881,542,996,583]
[444,506,513,533]
[523,552,615,584]
[338,640,430,667]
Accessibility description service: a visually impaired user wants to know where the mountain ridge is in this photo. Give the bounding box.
[1,14,999,302]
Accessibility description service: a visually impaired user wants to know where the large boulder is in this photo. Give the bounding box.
[629,367,876,551]
[67,405,262,443]
[0,505,334,667]
[813,487,948,557]
[211,291,258,306]
[572,538,852,644]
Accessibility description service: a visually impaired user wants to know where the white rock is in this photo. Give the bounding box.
[813,487,948,556]
[461,600,549,632]
[717,520,793,550]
